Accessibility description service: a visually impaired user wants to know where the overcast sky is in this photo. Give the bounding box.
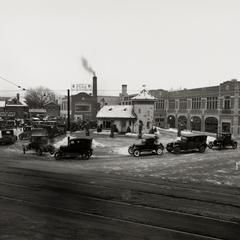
[0,0,240,97]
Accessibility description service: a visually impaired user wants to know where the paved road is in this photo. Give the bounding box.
[0,156,240,240]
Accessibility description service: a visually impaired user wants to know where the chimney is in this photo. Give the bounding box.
[121,84,127,97]
[93,75,97,98]
[16,93,20,103]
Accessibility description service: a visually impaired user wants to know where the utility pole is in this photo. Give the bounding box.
[67,89,70,146]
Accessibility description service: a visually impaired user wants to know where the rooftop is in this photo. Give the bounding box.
[96,105,136,119]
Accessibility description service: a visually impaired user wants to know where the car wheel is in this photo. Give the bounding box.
[128,146,134,155]
[232,142,237,149]
[133,149,140,157]
[208,142,213,149]
[199,145,206,153]
[166,147,173,153]
[82,153,90,160]
[54,151,62,160]
[173,146,181,154]
[156,147,163,155]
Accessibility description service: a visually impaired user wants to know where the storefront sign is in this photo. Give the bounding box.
[71,83,92,92]
[29,109,46,113]
[0,112,15,117]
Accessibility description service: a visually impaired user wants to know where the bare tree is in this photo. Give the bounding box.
[24,87,56,108]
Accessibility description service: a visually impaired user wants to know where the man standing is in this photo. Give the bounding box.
[138,120,143,139]
[110,120,114,138]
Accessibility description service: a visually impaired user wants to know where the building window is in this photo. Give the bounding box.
[168,100,175,109]
[207,97,218,110]
[75,104,91,112]
[224,96,231,109]
[192,98,201,109]
[138,108,141,114]
[155,100,165,110]
[179,98,187,110]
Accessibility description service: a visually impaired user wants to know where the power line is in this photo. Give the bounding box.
[0,75,26,90]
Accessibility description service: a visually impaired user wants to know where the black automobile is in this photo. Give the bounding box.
[23,128,55,155]
[208,133,237,150]
[166,134,208,154]
[54,137,93,160]
[0,129,17,145]
[128,135,164,157]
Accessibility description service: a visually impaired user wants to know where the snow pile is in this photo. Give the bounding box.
[54,137,68,148]
[93,130,111,135]
[92,139,105,148]
[125,133,138,137]
[113,146,129,155]
[207,136,216,144]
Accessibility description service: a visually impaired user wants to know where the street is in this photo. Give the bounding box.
[0,131,240,240]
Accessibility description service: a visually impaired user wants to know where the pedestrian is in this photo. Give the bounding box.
[138,120,143,139]
[110,120,114,138]
[85,120,90,136]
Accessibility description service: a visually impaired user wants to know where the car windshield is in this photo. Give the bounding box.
[181,136,188,141]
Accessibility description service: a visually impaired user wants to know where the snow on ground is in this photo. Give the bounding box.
[113,146,129,155]
[93,130,111,135]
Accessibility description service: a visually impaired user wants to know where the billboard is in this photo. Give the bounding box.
[71,83,92,92]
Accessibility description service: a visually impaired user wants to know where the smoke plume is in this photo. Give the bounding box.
[81,57,96,75]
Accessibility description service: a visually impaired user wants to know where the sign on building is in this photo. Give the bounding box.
[71,83,92,92]
[0,112,15,117]
[29,109,46,113]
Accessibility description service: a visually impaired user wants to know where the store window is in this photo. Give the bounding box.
[207,97,218,110]
[192,98,201,109]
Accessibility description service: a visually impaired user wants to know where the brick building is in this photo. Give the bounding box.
[60,75,98,122]
[150,79,240,136]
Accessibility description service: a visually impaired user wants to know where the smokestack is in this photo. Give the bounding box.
[93,75,97,98]
[121,84,127,97]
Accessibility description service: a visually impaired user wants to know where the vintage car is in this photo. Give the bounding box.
[18,125,32,140]
[0,129,17,145]
[54,137,93,160]
[208,133,237,150]
[23,128,55,155]
[166,134,208,154]
[128,135,164,157]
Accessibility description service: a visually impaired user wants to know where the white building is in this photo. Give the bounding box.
[96,88,156,133]
[96,105,136,133]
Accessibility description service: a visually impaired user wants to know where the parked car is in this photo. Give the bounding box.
[128,135,164,157]
[23,128,55,155]
[54,137,93,160]
[208,133,237,150]
[166,134,208,154]
[0,129,17,145]
[19,125,32,140]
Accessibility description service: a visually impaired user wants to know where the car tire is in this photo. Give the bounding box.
[166,147,173,153]
[173,146,181,154]
[156,147,163,155]
[54,151,62,160]
[208,142,213,149]
[128,146,134,155]
[199,145,206,153]
[133,149,140,157]
[232,142,237,149]
[82,153,90,160]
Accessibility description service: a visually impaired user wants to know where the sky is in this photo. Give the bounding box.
[0,0,240,97]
